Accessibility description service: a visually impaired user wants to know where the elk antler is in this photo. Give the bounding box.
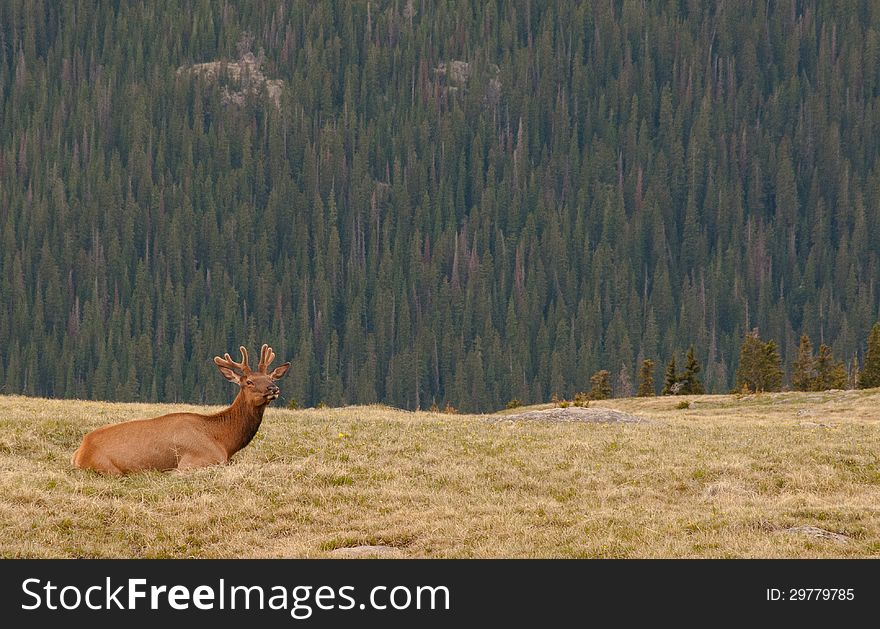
[213,345,252,375]
[257,343,276,374]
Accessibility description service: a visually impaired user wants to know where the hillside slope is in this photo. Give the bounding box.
[1,391,878,558]
[3,1,880,410]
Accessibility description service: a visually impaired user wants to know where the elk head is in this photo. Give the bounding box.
[214,344,291,406]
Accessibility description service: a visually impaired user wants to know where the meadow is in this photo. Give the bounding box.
[1,390,878,558]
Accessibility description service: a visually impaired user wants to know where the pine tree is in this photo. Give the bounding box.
[760,340,784,392]
[616,363,633,398]
[736,332,760,393]
[680,346,704,394]
[848,356,860,390]
[814,343,847,391]
[859,322,880,389]
[637,359,655,397]
[661,355,680,395]
[588,370,612,400]
[791,334,816,391]
[736,330,782,393]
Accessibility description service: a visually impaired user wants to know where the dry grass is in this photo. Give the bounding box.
[1,390,878,558]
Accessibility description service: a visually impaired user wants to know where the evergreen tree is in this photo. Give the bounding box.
[859,322,880,389]
[637,359,655,397]
[736,330,782,393]
[616,363,633,398]
[661,355,680,395]
[761,340,784,392]
[588,370,612,400]
[791,335,817,392]
[680,346,704,394]
[736,333,762,393]
[848,356,860,390]
[814,343,847,391]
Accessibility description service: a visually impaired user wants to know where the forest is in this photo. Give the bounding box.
[2,0,880,412]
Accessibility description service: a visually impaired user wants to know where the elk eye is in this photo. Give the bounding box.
[246,380,253,385]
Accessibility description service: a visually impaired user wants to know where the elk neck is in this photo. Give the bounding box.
[210,389,268,456]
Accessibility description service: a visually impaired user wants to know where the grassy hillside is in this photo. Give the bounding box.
[1,391,878,558]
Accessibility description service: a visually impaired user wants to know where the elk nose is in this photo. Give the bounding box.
[269,384,280,394]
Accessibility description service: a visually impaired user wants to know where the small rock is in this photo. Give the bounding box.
[495,407,646,424]
[328,545,403,558]
[783,526,849,544]
[702,481,752,499]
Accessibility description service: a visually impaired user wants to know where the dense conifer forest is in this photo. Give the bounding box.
[2,1,880,411]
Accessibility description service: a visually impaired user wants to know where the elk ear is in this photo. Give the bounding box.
[270,362,291,380]
[214,358,242,384]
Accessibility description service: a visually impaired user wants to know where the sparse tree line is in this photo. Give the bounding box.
[729,323,880,393]
[554,322,880,405]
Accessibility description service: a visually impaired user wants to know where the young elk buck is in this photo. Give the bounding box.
[72,344,290,474]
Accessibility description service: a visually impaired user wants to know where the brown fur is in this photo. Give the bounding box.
[72,344,290,475]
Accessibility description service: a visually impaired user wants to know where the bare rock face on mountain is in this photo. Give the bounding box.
[178,37,283,108]
[435,60,471,84]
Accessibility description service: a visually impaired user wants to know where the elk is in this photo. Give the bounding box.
[72,344,290,474]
